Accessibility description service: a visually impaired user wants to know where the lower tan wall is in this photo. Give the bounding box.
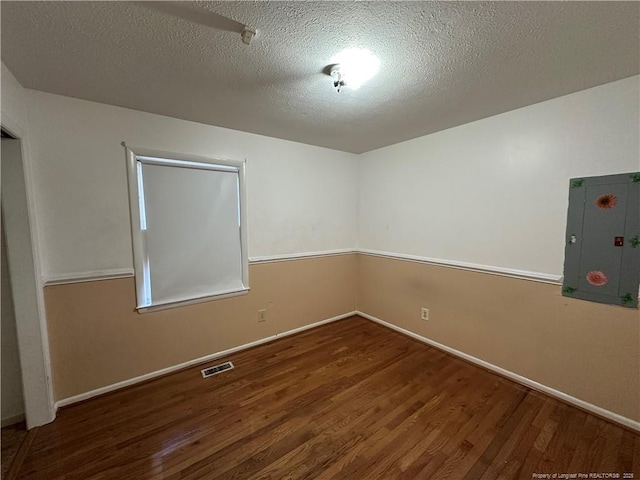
[44,254,357,401]
[357,254,640,422]
[45,251,639,423]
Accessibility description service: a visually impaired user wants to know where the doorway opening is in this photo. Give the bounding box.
[1,125,55,429]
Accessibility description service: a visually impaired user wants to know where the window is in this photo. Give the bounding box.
[125,146,248,311]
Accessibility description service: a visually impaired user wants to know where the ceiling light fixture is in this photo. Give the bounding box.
[328,48,380,92]
[330,65,346,92]
[241,25,256,45]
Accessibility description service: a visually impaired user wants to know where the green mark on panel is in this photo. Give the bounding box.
[620,293,634,305]
[562,286,577,295]
[630,236,640,248]
[570,179,585,188]
[630,173,640,183]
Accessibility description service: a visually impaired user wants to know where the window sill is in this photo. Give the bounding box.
[136,288,250,313]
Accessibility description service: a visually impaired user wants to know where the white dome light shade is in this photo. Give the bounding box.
[331,48,380,90]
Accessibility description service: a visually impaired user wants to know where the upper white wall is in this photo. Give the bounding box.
[1,62,30,131]
[358,76,640,277]
[16,71,640,280]
[25,91,359,280]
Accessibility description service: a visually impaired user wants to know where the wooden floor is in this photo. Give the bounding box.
[12,316,640,479]
[2,422,28,479]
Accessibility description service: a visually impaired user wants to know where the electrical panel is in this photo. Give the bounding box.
[562,172,640,308]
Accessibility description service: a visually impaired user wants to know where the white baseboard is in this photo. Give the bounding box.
[55,311,356,409]
[356,311,640,432]
[1,413,25,428]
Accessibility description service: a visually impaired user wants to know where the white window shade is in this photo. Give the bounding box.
[125,148,248,310]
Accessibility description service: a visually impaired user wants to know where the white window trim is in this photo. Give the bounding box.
[124,145,249,312]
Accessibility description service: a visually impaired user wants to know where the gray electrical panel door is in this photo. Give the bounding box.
[562,172,640,308]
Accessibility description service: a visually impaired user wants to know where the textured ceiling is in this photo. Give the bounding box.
[2,1,639,153]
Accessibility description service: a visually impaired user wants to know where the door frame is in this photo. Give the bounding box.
[1,112,56,428]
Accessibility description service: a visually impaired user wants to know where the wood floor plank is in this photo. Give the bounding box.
[3,426,36,480]
[13,316,640,479]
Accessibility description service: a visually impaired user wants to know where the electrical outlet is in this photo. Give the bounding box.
[421,308,429,321]
[258,309,267,323]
